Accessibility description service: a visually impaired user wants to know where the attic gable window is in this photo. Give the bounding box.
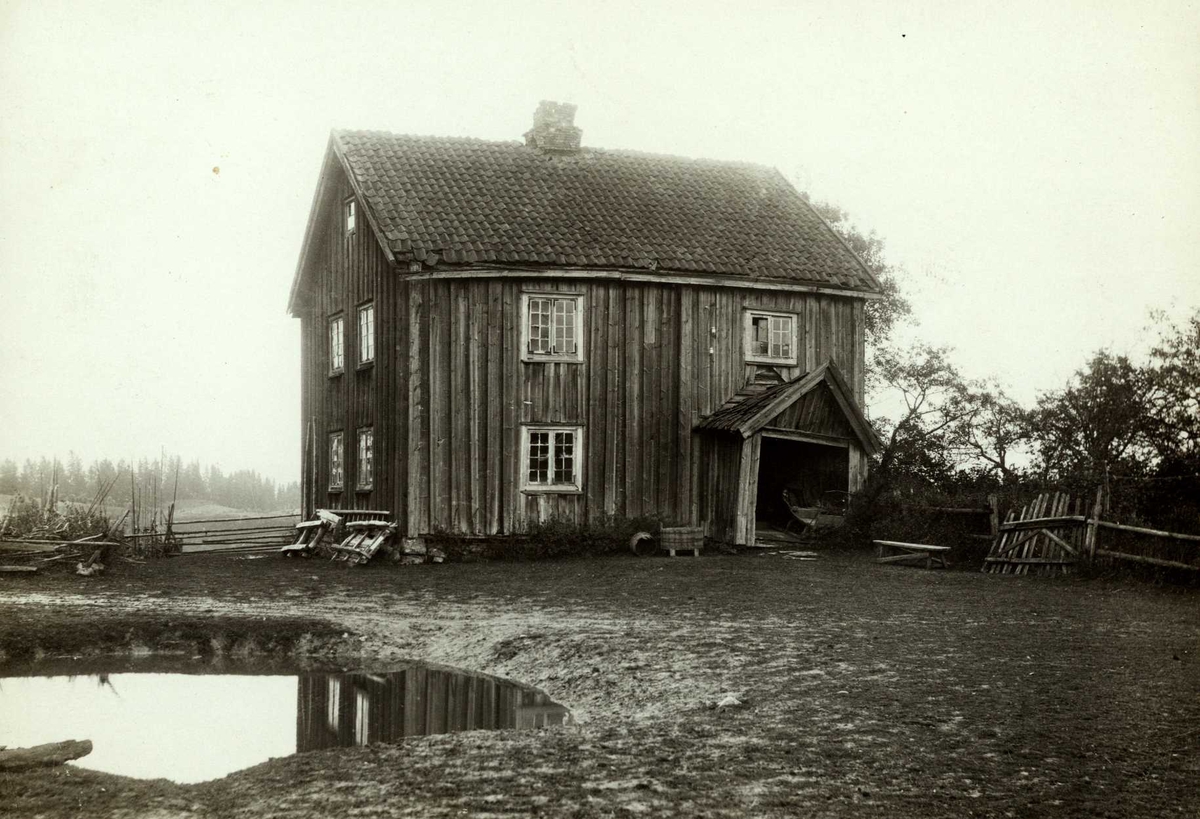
[744,309,798,366]
[344,198,356,236]
[329,314,345,375]
[521,425,583,493]
[522,293,583,362]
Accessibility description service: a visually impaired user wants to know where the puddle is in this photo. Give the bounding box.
[0,664,570,783]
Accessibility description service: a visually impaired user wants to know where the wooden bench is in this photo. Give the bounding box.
[873,540,951,569]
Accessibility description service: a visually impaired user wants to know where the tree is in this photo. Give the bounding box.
[1145,308,1200,463]
[64,452,86,499]
[865,344,980,499]
[0,460,18,495]
[945,386,1031,485]
[1029,352,1161,482]
[809,200,912,350]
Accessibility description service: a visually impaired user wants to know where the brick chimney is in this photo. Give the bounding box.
[524,100,582,153]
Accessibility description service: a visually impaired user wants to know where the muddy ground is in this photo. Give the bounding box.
[1,550,1197,818]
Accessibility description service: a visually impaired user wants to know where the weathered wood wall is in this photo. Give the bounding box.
[394,277,863,536]
[297,172,870,536]
[297,169,391,516]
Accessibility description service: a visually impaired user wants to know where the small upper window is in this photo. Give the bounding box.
[744,310,797,366]
[329,431,344,491]
[522,293,583,362]
[344,199,356,235]
[357,427,374,490]
[329,315,345,374]
[522,425,583,492]
[357,302,375,365]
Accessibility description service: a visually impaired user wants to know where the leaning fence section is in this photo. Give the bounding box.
[984,488,1200,575]
[984,492,1087,575]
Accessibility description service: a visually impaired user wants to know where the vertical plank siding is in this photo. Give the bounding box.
[298,192,867,536]
[296,168,390,519]
[397,278,861,534]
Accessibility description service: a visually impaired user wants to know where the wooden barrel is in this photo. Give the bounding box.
[659,526,704,553]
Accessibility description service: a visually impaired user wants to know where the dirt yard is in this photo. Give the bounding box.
[1,550,1196,818]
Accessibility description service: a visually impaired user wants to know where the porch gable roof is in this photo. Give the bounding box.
[695,360,882,455]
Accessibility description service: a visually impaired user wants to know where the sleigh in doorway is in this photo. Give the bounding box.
[783,489,849,536]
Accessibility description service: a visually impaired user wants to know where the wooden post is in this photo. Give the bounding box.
[987,494,999,539]
[1085,485,1103,563]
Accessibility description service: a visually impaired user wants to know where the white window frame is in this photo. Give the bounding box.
[357,302,375,365]
[520,425,584,493]
[356,427,374,491]
[743,309,798,366]
[520,292,584,363]
[329,314,345,375]
[344,198,356,236]
[329,431,345,491]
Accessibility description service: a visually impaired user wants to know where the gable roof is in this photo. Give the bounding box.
[696,360,882,455]
[299,129,882,293]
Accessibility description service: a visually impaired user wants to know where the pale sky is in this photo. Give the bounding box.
[2,0,1198,482]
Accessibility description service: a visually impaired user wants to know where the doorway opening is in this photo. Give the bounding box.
[754,436,849,541]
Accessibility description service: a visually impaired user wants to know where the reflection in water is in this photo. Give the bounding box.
[298,667,571,752]
[0,665,569,783]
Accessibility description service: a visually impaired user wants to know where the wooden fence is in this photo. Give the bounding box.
[984,490,1200,575]
[124,512,300,555]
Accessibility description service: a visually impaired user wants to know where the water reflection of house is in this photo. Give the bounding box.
[296,667,569,752]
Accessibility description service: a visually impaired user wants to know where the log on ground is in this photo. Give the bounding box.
[0,740,93,771]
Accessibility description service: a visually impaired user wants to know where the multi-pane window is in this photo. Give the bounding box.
[358,302,375,364]
[357,427,374,490]
[329,431,344,491]
[522,426,582,491]
[344,198,356,235]
[329,315,345,374]
[522,293,583,361]
[745,310,797,365]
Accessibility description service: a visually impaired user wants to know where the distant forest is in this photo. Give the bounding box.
[0,454,300,512]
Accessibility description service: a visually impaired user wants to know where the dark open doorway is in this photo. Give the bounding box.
[755,436,849,537]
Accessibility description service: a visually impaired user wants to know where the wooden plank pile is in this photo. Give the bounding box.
[983,492,1085,575]
[282,510,397,566]
[281,509,343,558]
[329,520,397,565]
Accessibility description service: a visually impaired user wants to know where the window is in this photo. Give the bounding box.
[522,293,583,361]
[357,302,375,365]
[329,315,345,374]
[744,310,797,365]
[521,426,583,492]
[326,678,340,731]
[344,198,356,235]
[329,431,344,491]
[357,427,374,490]
[354,690,370,746]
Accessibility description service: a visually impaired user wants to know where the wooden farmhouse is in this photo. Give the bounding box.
[287,102,883,547]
